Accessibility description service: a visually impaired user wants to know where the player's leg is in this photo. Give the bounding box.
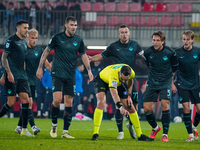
[61,79,75,139]
[143,88,161,139]
[92,75,107,141]
[0,77,16,117]
[18,79,34,137]
[178,88,194,141]
[50,77,62,138]
[121,98,153,141]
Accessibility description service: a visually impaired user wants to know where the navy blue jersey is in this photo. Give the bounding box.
[101,40,143,70]
[48,32,85,79]
[176,46,200,90]
[25,46,43,85]
[4,34,28,80]
[144,46,178,89]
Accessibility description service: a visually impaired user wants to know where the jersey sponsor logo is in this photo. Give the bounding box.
[73,41,78,46]
[52,86,55,91]
[163,56,168,61]
[193,54,198,59]
[61,41,65,43]
[6,43,10,48]
[17,44,21,46]
[111,80,117,88]
[129,47,133,51]
[179,56,184,59]
[34,52,38,56]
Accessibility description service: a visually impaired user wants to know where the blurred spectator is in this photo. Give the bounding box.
[132,0,145,6]
[96,0,104,2]
[42,0,53,37]
[4,2,15,37]
[16,1,29,21]
[53,0,68,34]
[36,78,46,118]
[0,0,6,28]
[69,0,81,24]
[170,75,179,121]
[29,1,40,29]
[107,0,115,2]
[41,68,53,118]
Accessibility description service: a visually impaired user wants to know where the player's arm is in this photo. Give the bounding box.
[81,53,93,82]
[1,52,14,83]
[44,59,51,72]
[110,87,129,116]
[36,47,50,80]
[171,72,177,94]
[0,73,5,85]
[89,54,103,62]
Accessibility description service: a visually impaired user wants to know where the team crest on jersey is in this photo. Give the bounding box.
[111,80,117,88]
[163,56,168,61]
[6,43,10,48]
[179,97,183,102]
[129,47,133,51]
[34,52,38,56]
[193,54,198,59]
[52,86,55,91]
[7,89,12,94]
[17,44,21,46]
[73,41,78,46]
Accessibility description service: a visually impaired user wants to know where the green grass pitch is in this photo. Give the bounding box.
[0,118,199,150]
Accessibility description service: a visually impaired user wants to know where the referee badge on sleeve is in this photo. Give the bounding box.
[111,80,117,88]
[6,43,10,48]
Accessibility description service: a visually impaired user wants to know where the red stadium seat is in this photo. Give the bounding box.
[147,16,158,27]
[134,16,146,27]
[36,1,42,9]
[105,2,117,12]
[168,3,180,12]
[143,2,154,12]
[81,2,92,12]
[95,16,107,26]
[25,1,30,9]
[155,3,167,12]
[121,16,133,26]
[130,3,141,12]
[173,16,185,27]
[160,16,172,27]
[92,2,104,12]
[117,2,129,12]
[108,16,121,26]
[181,3,193,13]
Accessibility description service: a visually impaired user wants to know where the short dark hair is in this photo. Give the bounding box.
[65,16,77,24]
[16,20,28,27]
[152,30,166,41]
[120,66,131,76]
[119,24,129,29]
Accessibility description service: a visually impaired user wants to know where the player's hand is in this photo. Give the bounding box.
[0,76,5,85]
[127,96,133,107]
[88,55,92,62]
[171,82,177,94]
[120,106,129,117]
[88,70,93,82]
[36,68,43,80]
[7,72,14,83]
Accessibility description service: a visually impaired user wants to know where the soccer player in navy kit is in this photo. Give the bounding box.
[0,20,33,136]
[143,31,178,142]
[172,30,200,141]
[14,29,51,135]
[89,25,143,139]
[36,16,93,139]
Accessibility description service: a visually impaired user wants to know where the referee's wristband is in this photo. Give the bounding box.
[116,102,123,109]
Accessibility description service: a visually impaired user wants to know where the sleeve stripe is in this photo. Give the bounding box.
[3,50,10,53]
[101,53,107,58]
[47,46,53,50]
[80,52,86,54]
